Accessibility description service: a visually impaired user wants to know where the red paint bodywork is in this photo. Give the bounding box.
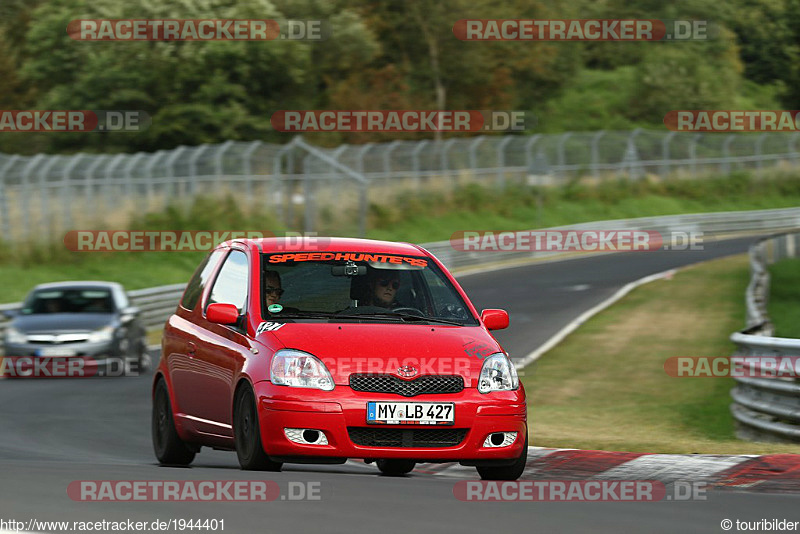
[155,237,527,463]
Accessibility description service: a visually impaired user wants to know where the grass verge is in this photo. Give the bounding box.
[768,257,800,339]
[3,171,800,303]
[522,254,798,454]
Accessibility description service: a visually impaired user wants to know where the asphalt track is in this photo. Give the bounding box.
[1,235,798,534]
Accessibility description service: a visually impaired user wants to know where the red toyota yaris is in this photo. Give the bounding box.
[152,237,527,479]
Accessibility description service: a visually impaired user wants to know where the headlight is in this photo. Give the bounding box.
[87,326,115,343]
[270,349,335,391]
[478,353,519,393]
[5,327,27,344]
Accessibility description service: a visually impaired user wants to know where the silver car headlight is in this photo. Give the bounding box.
[87,325,115,343]
[478,352,519,393]
[5,327,27,344]
[270,349,335,391]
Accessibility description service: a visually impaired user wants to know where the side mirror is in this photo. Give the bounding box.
[207,303,240,325]
[1,309,19,320]
[481,309,509,331]
[120,306,140,321]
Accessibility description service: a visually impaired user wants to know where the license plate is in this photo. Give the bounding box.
[36,347,77,357]
[367,402,454,425]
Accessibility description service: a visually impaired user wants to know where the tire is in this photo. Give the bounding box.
[376,459,416,476]
[476,433,528,481]
[137,339,152,374]
[234,385,282,471]
[152,379,196,465]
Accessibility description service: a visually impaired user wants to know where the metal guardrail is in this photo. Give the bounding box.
[0,207,799,354]
[730,231,800,443]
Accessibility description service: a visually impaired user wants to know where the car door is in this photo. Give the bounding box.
[166,249,226,425]
[189,248,251,436]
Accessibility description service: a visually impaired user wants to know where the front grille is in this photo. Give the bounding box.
[349,374,463,397]
[348,427,468,448]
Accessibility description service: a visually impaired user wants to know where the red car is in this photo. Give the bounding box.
[152,237,527,479]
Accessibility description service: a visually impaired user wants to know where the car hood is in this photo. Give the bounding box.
[10,313,115,335]
[261,322,503,385]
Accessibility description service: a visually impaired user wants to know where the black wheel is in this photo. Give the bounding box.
[234,386,282,471]
[152,379,196,465]
[137,339,152,374]
[476,433,528,481]
[376,459,416,476]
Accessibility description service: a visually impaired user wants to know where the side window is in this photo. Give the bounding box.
[181,249,226,311]
[207,250,249,314]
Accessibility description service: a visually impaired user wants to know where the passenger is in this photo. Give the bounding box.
[368,270,401,309]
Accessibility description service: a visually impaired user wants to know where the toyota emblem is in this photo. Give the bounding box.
[397,365,418,378]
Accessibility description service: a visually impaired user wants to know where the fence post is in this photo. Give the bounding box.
[274,138,298,226]
[213,140,235,195]
[524,134,542,174]
[468,135,485,176]
[37,156,61,242]
[104,154,126,214]
[164,146,187,206]
[661,131,677,176]
[242,141,262,199]
[189,144,211,197]
[411,140,428,191]
[789,132,800,168]
[496,135,513,188]
[755,133,767,177]
[557,132,572,179]
[303,154,315,234]
[440,138,457,182]
[61,154,84,233]
[382,140,402,178]
[688,134,702,178]
[143,152,167,212]
[623,128,644,180]
[123,153,145,211]
[21,155,46,239]
[721,135,735,175]
[0,155,20,241]
[84,155,107,221]
[590,130,605,178]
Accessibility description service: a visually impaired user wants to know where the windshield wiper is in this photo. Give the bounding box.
[271,311,464,326]
[342,311,464,326]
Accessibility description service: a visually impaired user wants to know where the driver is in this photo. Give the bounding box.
[368,270,401,308]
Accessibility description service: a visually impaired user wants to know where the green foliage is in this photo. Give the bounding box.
[0,0,795,154]
[768,258,800,338]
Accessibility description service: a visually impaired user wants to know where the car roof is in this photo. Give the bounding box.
[32,281,123,291]
[228,237,425,256]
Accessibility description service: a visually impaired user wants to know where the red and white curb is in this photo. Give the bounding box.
[411,447,800,492]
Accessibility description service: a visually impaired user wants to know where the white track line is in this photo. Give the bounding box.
[515,268,677,369]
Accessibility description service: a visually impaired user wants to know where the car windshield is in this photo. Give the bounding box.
[260,252,478,325]
[22,288,115,315]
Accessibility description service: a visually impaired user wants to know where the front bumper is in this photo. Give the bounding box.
[3,339,117,359]
[254,381,527,463]
[1,341,119,377]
